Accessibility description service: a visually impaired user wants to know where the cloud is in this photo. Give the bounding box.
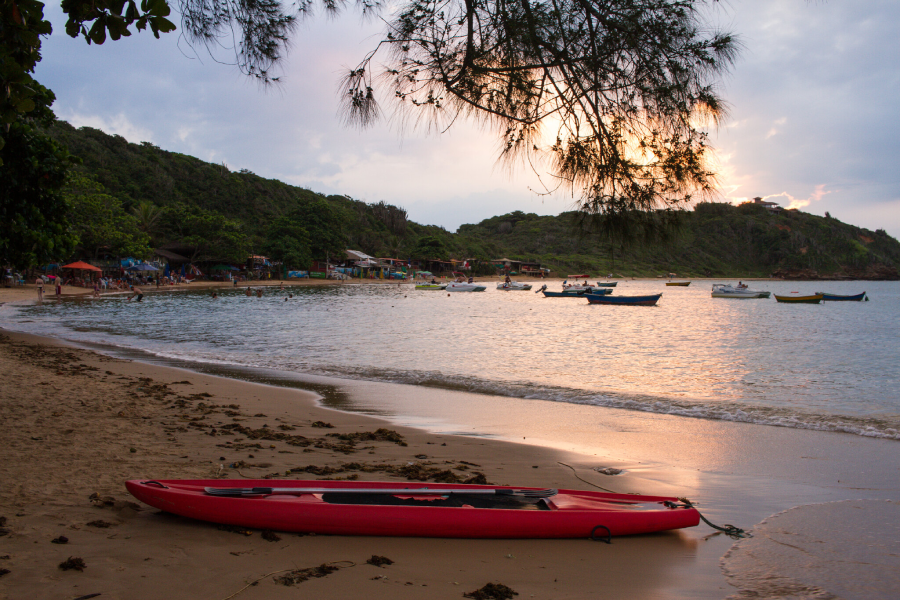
[760,185,834,211]
[765,118,787,139]
[59,111,156,145]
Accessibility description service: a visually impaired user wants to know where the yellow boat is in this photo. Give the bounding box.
[774,294,823,304]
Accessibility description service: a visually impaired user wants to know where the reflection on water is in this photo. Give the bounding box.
[4,279,899,438]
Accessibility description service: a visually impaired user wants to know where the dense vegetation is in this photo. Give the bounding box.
[461,205,900,278]
[40,121,900,278]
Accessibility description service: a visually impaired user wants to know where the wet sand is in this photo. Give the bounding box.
[2,284,899,598]
[0,330,724,599]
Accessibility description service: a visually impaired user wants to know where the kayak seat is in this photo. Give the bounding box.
[321,492,550,510]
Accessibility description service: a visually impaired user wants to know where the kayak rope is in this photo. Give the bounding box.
[557,462,618,493]
[671,498,752,539]
[220,560,356,599]
[557,463,752,539]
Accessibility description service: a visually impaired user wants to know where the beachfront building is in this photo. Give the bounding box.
[491,258,544,276]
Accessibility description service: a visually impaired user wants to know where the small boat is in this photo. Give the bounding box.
[593,282,618,287]
[774,293,823,304]
[415,283,447,290]
[586,293,662,306]
[711,284,770,299]
[446,282,487,292]
[126,479,700,539]
[497,281,533,291]
[815,291,867,302]
[666,282,691,287]
[542,288,612,297]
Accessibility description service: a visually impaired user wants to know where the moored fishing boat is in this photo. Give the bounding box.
[774,293,823,304]
[126,479,700,538]
[541,288,612,297]
[446,281,487,292]
[585,293,662,306]
[666,281,691,286]
[415,282,447,290]
[537,284,611,297]
[711,284,770,299]
[497,281,533,291]
[593,282,617,287]
[815,291,867,301]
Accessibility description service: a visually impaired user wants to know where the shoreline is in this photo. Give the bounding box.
[0,274,887,305]
[3,321,900,596]
[0,329,733,599]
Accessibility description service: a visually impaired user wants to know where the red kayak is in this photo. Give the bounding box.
[126,479,700,539]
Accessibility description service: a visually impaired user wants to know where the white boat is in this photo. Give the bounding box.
[497,281,532,291]
[446,282,487,292]
[711,284,771,299]
[415,282,447,290]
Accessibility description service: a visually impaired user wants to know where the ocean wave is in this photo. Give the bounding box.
[303,363,900,441]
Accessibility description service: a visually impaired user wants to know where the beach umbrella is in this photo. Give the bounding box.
[61,261,102,272]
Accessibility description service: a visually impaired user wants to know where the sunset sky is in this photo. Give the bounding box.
[34,1,900,237]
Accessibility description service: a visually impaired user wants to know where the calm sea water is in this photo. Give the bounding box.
[3,279,899,439]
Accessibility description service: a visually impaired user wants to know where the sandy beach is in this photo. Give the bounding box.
[2,283,899,599]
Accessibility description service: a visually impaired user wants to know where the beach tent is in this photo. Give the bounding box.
[62,261,102,272]
[126,264,158,272]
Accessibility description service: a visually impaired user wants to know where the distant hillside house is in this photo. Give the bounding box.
[748,197,784,212]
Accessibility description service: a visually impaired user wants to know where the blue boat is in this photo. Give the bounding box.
[542,288,613,297]
[585,293,662,306]
[815,291,867,302]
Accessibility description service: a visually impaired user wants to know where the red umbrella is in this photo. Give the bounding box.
[61,261,102,272]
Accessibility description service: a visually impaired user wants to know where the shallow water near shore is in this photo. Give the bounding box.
[3,278,899,439]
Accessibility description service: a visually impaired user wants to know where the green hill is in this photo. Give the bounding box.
[49,121,900,278]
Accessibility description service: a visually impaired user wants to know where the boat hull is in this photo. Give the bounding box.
[593,282,617,287]
[446,283,487,292]
[665,282,691,286]
[585,293,662,306]
[774,294,823,304]
[816,292,867,301]
[711,291,769,299]
[542,289,612,297]
[415,284,447,290]
[125,479,699,539]
[497,283,533,291]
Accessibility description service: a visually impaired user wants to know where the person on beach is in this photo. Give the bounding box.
[211,291,218,299]
[55,279,62,297]
[35,277,43,300]
[256,289,263,298]
[127,285,144,302]
[245,287,252,296]
[279,282,284,290]
[92,281,100,298]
